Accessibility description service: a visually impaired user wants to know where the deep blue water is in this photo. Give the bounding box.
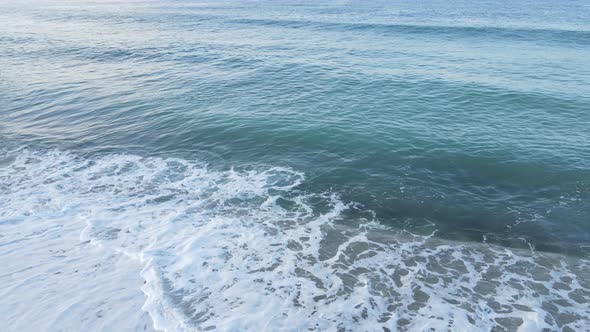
[1,0,590,330]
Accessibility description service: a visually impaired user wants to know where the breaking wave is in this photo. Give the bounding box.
[1,148,589,331]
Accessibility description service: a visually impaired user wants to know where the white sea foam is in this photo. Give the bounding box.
[0,148,589,332]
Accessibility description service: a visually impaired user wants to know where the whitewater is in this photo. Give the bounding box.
[2,0,590,330]
[1,148,588,331]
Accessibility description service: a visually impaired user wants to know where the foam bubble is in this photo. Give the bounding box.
[1,148,588,331]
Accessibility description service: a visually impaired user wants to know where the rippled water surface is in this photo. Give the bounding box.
[1,0,589,331]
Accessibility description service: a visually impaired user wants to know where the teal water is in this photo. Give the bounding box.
[1,0,590,331]
[2,0,589,253]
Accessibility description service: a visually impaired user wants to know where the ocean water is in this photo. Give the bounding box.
[1,0,589,331]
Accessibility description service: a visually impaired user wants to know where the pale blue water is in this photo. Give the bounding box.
[1,0,589,331]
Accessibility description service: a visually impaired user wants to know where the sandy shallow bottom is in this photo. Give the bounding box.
[0,208,155,332]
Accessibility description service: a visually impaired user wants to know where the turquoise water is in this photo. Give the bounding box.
[1,0,589,331]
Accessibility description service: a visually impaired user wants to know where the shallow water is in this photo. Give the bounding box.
[1,0,589,331]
